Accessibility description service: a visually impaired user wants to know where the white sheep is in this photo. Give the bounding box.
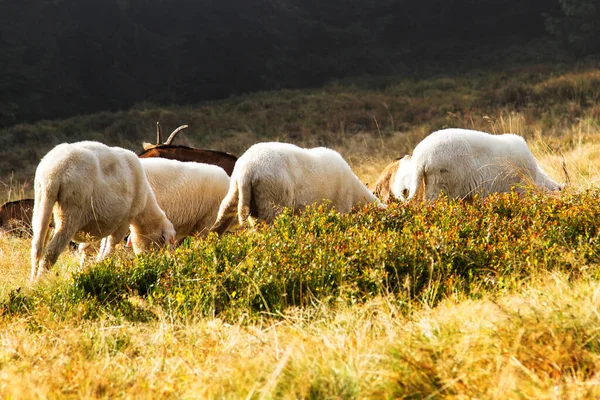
[390,128,563,202]
[30,141,176,282]
[128,157,230,247]
[210,142,383,234]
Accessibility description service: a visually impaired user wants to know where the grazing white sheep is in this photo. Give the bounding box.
[128,158,230,248]
[30,141,176,282]
[390,128,563,202]
[210,142,383,234]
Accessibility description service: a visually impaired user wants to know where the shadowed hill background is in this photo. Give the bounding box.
[1,63,599,198]
[1,0,598,127]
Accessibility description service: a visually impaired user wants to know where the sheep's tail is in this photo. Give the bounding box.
[30,179,59,281]
[407,162,424,201]
[236,175,253,226]
[209,176,242,235]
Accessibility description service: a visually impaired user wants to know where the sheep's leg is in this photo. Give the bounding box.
[253,184,290,224]
[30,190,56,282]
[257,203,277,225]
[96,224,130,262]
[78,242,92,268]
[423,172,447,202]
[96,238,109,261]
[237,181,252,226]
[424,185,441,202]
[36,218,80,279]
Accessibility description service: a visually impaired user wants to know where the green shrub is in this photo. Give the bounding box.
[144,190,600,322]
[0,288,35,316]
[5,190,600,324]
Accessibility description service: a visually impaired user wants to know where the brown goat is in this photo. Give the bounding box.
[0,198,35,237]
[138,123,238,176]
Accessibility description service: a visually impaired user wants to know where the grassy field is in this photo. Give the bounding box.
[1,62,600,398]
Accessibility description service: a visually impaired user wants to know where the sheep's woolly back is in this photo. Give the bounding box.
[32,142,148,245]
[139,158,230,240]
[405,128,562,201]
[30,141,174,281]
[211,142,381,232]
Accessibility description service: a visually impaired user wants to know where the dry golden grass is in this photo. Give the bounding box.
[1,254,600,399]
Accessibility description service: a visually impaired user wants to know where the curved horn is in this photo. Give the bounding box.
[156,121,161,145]
[164,125,189,145]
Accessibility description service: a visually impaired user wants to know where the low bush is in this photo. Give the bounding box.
[4,190,599,324]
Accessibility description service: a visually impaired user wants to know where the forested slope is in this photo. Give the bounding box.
[1,0,597,126]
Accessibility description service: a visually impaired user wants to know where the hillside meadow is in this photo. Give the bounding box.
[1,63,600,398]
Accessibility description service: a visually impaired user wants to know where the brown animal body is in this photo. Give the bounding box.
[1,198,81,251]
[0,198,35,237]
[138,146,238,176]
[139,123,238,176]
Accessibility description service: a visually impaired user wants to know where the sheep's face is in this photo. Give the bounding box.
[391,155,413,201]
[530,168,565,193]
[129,224,176,254]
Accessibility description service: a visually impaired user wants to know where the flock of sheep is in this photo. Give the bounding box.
[0,125,563,283]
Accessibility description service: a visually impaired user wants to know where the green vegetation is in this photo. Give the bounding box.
[5,190,600,323]
[2,190,600,397]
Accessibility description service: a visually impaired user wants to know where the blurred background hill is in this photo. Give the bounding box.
[1,0,598,127]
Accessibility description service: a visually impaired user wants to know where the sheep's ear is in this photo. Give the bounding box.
[142,142,155,150]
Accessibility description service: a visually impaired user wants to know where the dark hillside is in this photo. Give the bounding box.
[1,62,599,196]
[2,0,595,126]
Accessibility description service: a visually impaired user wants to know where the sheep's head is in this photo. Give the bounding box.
[390,155,413,202]
[129,222,176,254]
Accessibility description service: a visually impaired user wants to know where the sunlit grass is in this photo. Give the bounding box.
[3,187,600,397]
[1,271,600,398]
